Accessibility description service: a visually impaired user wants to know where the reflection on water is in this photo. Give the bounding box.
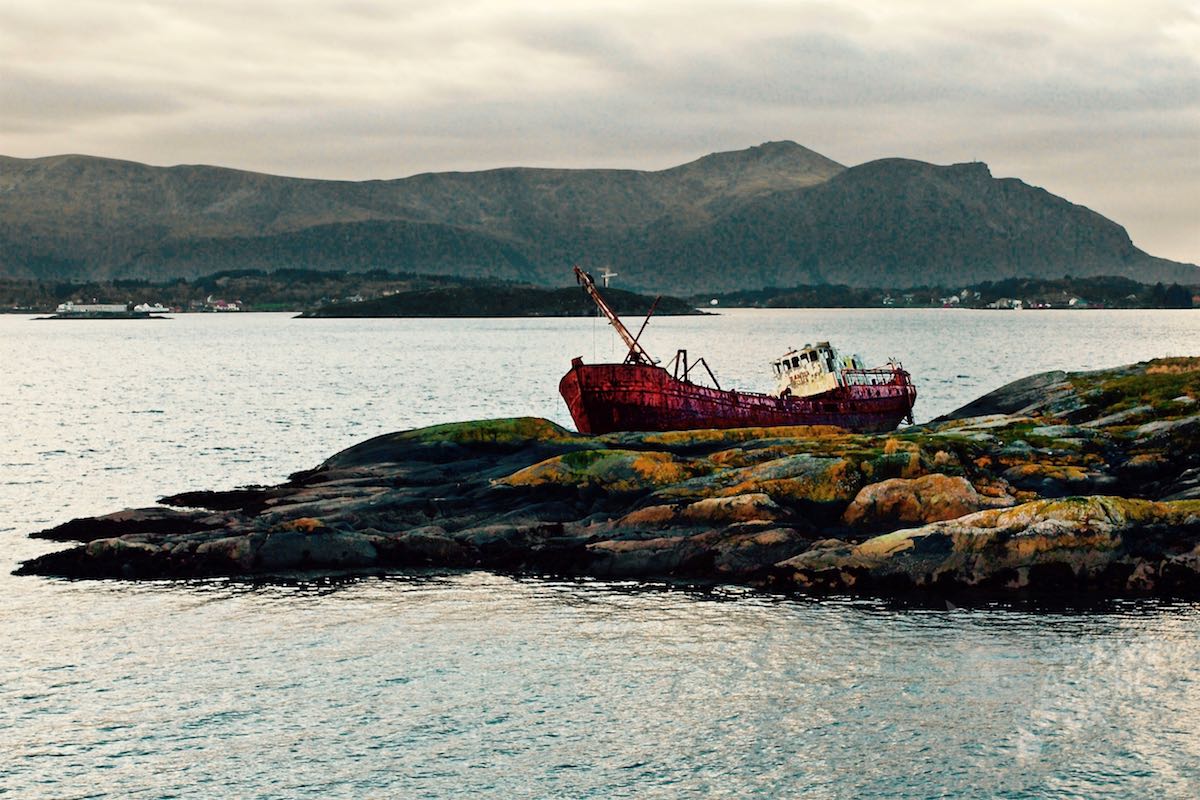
[3,311,1200,797]
[3,572,1199,797]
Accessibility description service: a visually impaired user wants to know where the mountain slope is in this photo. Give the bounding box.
[636,159,1195,290]
[0,143,1193,290]
[0,141,843,283]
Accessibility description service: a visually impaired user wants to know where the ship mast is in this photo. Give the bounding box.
[574,265,657,365]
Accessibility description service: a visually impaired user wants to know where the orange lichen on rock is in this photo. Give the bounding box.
[841,473,1014,528]
[722,456,863,505]
[1002,463,1090,483]
[616,493,785,529]
[641,425,844,448]
[499,449,706,493]
[1146,357,1200,375]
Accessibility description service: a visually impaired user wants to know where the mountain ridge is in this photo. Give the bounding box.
[0,142,1194,290]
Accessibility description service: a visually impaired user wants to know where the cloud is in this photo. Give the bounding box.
[0,0,1196,262]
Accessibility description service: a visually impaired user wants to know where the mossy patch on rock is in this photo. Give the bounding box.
[499,449,708,493]
[1071,359,1200,419]
[399,416,575,446]
[1000,462,1115,497]
[649,453,863,510]
[640,425,844,449]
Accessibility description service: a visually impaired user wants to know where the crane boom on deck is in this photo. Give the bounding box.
[573,265,658,365]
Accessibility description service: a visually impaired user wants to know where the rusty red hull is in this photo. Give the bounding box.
[559,361,917,434]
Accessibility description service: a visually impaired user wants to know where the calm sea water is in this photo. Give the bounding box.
[3,310,1200,798]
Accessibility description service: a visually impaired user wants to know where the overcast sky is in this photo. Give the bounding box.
[2,0,1197,263]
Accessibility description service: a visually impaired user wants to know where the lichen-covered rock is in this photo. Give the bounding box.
[617,493,785,528]
[1082,405,1154,428]
[1134,415,1200,442]
[653,453,864,508]
[710,528,812,577]
[683,493,786,524]
[1001,463,1116,496]
[777,497,1200,595]
[640,425,844,449]
[841,473,1013,528]
[615,504,680,527]
[316,416,583,474]
[499,449,707,493]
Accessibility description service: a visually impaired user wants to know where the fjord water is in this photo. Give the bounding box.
[3,310,1200,798]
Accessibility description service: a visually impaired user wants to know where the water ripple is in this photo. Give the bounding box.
[4,312,1200,797]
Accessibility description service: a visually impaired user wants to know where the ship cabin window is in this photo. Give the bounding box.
[791,357,800,368]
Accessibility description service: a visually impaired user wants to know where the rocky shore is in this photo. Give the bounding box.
[17,358,1200,598]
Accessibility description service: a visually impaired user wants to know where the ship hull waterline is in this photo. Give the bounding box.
[559,361,917,435]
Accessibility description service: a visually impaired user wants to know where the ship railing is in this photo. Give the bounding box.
[840,368,906,387]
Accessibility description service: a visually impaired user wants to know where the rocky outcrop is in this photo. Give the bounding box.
[841,473,1014,528]
[933,370,1073,421]
[28,506,228,542]
[776,497,1200,596]
[16,357,1200,598]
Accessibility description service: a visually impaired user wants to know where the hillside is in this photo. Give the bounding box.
[652,159,1195,289]
[0,143,1194,291]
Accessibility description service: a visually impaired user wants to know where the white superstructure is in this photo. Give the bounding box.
[770,341,867,398]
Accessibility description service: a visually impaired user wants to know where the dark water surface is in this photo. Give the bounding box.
[3,310,1200,797]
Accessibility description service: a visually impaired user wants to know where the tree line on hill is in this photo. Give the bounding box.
[700,276,1196,309]
[3,270,1194,315]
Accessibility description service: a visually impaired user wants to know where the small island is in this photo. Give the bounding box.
[298,283,703,318]
[18,357,1200,599]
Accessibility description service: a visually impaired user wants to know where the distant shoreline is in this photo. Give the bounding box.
[3,270,1195,316]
